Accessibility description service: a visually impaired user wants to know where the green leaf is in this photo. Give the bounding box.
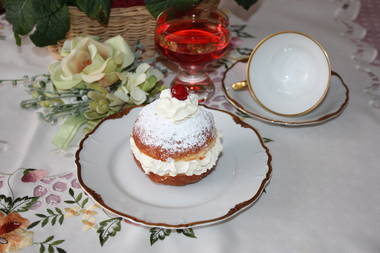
[14,32,22,46]
[29,0,70,47]
[149,227,172,245]
[56,248,67,253]
[176,228,196,238]
[22,168,36,176]
[55,208,63,215]
[0,195,13,214]
[36,213,47,218]
[51,240,65,246]
[234,0,258,10]
[76,0,112,24]
[11,196,39,213]
[58,215,64,225]
[263,137,273,143]
[40,244,46,253]
[43,236,55,243]
[4,0,36,35]
[81,198,89,208]
[64,200,76,204]
[51,215,57,226]
[150,83,167,96]
[27,220,41,229]
[144,0,201,18]
[76,193,83,202]
[41,217,50,227]
[52,115,87,150]
[47,208,55,215]
[236,47,253,56]
[48,245,54,253]
[69,188,74,197]
[140,76,157,92]
[236,31,254,38]
[97,217,122,246]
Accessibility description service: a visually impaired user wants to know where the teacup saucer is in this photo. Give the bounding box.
[222,58,349,126]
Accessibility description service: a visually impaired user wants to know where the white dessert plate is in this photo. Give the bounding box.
[76,106,272,228]
[222,58,349,126]
[247,31,331,116]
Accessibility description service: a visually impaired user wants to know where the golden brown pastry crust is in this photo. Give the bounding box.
[133,155,215,186]
[132,131,216,161]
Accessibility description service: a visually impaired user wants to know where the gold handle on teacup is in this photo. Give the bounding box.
[232,80,248,90]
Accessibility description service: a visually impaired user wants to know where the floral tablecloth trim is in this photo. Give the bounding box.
[0,168,200,252]
[334,0,380,108]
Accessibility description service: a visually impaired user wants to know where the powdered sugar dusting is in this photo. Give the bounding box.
[133,100,215,154]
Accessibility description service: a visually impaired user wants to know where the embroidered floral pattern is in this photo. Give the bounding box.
[0,213,33,253]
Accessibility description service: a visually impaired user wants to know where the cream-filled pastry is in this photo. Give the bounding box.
[131,85,223,186]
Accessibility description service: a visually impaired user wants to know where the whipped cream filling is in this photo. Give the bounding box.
[155,89,198,123]
[130,134,223,177]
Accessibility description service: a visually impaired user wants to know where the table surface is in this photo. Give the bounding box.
[0,0,380,252]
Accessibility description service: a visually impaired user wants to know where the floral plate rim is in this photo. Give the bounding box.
[75,105,273,228]
[222,58,350,126]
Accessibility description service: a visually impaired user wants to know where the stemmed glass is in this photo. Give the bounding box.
[155,6,230,102]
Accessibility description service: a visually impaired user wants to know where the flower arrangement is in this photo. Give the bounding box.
[3,0,258,47]
[20,35,166,149]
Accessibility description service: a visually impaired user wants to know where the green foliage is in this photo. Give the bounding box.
[52,115,87,150]
[64,188,89,208]
[0,195,13,214]
[37,236,66,253]
[29,0,70,47]
[149,227,172,245]
[97,217,122,246]
[236,47,253,56]
[4,0,259,47]
[4,0,35,37]
[5,0,69,46]
[231,24,255,38]
[0,194,38,214]
[76,0,112,24]
[149,227,197,245]
[4,0,108,46]
[27,207,65,229]
[144,0,201,17]
[176,228,197,238]
[263,137,273,143]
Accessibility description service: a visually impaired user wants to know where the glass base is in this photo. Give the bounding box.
[171,71,214,103]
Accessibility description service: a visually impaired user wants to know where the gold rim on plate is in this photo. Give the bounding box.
[75,105,273,228]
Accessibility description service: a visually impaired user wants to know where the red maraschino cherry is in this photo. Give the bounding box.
[171,84,188,100]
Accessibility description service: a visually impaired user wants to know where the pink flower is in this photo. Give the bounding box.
[53,182,67,192]
[71,179,81,189]
[46,194,61,205]
[21,169,48,183]
[33,185,47,197]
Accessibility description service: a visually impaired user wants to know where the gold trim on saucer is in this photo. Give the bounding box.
[246,31,332,117]
[222,58,349,126]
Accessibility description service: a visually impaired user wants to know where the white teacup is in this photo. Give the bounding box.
[246,31,331,117]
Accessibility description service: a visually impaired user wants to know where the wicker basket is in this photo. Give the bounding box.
[49,0,220,59]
